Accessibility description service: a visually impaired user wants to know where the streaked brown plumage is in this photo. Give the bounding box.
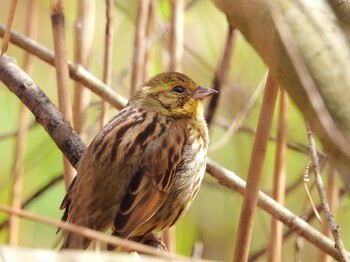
[59,72,217,249]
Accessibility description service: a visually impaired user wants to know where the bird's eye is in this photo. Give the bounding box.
[172,86,185,93]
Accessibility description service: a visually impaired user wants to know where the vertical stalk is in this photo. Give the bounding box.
[267,88,288,261]
[100,0,113,128]
[163,0,185,252]
[232,72,279,261]
[143,0,155,81]
[50,0,75,190]
[130,0,150,95]
[73,0,95,141]
[8,0,37,245]
[168,0,184,72]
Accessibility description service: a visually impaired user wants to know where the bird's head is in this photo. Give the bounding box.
[131,72,217,118]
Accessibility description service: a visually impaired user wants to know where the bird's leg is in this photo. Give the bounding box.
[136,233,168,252]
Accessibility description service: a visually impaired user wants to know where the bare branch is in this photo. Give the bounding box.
[306,124,349,262]
[0,55,86,167]
[206,159,349,261]
[0,25,127,110]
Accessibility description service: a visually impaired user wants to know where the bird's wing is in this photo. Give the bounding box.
[112,121,186,238]
[58,107,148,226]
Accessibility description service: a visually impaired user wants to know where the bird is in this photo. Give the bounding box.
[59,72,217,250]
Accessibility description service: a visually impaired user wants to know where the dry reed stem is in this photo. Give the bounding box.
[8,0,37,245]
[319,165,339,262]
[50,0,75,190]
[100,0,113,128]
[206,159,349,261]
[0,205,186,260]
[0,0,17,56]
[306,124,349,262]
[267,88,288,261]
[206,25,235,126]
[294,236,303,262]
[163,0,185,252]
[168,0,184,72]
[130,0,150,95]
[8,103,27,245]
[143,0,155,82]
[73,0,95,141]
[232,72,279,262]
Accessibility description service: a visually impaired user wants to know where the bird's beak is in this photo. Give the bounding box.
[192,87,218,100]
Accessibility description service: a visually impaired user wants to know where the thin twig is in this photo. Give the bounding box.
[206,25,235,126]
[209,72,266,152]
[0,205,186,260]
[267,88,288,262]
[306,124,349,262]
[73,0,95,141]
[0,25,127,110]
[0,0,17,56]
[184,44,214,73]
[303,182,322,223]
[232,72,279,262]
[213,119,316,156]
[319,164,339,262]
[249,188,345,261]
[100,0,113,128]
[0,120,37,140]
[303,161,323,223]
[206,159,349,261]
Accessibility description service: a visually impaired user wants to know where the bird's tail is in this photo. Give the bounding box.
[60,231,91,250]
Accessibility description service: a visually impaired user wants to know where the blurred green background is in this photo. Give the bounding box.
[1,0,349,261]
